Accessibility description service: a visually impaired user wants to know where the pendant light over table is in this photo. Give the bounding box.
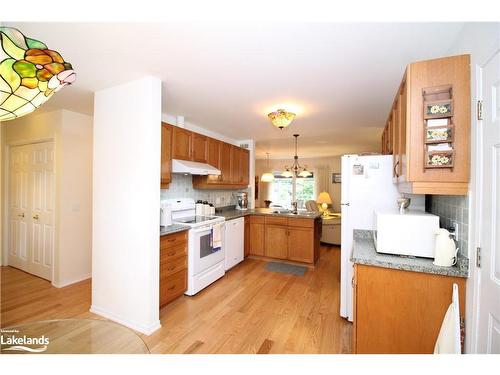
[261,153,274,182]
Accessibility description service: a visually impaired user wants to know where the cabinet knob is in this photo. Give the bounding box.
[18,213,25,218]
[33,214,39,220]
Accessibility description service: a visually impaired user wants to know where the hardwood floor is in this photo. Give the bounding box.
[1,245,352,354]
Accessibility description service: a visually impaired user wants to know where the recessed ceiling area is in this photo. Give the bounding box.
[5,22,465,158]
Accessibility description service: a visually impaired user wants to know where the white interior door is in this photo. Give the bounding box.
[477,49,500,353]
[8,144,30,272]
[8,141,55,281]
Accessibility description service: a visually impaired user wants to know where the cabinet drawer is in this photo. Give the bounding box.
[160,231,187,250]
[250,215,265,224]
[160,242,187,261]
[160,254,187,277]
[265,216,287,226]
[160,269,187,307]
[287,218,314,228]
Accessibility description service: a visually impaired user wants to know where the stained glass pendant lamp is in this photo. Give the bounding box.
[0,27,76,121]
[268,109,295,129]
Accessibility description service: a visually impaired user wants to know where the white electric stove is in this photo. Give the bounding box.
[164,199,225,295]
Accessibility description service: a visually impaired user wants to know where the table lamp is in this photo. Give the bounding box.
[317,191,332,217]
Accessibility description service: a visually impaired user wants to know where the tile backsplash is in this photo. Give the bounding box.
[425,195,469,257]
[160,174,250,207]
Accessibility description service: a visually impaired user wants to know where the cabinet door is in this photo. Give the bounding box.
[192,133,208,163]
[392,101,400,181]
[161,123,172,187]
[172,127,192,160]
[244,216,250,257]
[240,148,249,185]
[288,227,314,263]
[398,81,407,183]
[406,55,470,184]
[249,222,264,256]
[220,142,233,183]
[207,138,221,169]
[230,146,241,184]
[264,225,288,259]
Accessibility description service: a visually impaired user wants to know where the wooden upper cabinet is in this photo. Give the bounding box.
[230,146,241,184]
[192,133,208,163]
[381,54,471,195]
[172,127,192,161]
[240,148,250,186]
[220,142,233,183]
[207,138,221,169]
[161,123,173,188]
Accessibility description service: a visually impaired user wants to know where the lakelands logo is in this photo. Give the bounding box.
[0,329,49,353]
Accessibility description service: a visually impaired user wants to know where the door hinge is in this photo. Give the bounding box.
[476,247,481,268]
[477,100,483,120]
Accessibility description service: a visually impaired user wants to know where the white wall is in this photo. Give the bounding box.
[57,110,93,286]
[91,76,161,335]
[1,110,93,286]
[446,22,500,354]
[255,156,342,211]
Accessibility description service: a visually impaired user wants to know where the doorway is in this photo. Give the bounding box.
[475,47,500,353]
[7,141,55,281]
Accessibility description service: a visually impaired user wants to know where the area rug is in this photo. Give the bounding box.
[264,262,307,276]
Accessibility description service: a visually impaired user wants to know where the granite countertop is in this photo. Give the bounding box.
[160,224,190,236]
[215,207,322,221]
[351,229,469,278]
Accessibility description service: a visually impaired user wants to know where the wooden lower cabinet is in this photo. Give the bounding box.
[264,225,288,259]
[288,227,314,263]
[353,264,466,354]
[159,231,188,308]
[244,216,250,257]
[247,215,320,264]
[249,216,265,256]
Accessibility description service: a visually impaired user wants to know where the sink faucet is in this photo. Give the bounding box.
[291,201,298,214]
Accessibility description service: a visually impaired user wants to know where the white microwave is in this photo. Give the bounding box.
[374,210,440,258]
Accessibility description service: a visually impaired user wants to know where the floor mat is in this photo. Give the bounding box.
[264,262,307,276]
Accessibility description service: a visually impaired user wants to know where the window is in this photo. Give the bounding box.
[270,173,314,209]
[295,175,315,209]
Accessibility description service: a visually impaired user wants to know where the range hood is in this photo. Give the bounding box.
[171,159,221,175]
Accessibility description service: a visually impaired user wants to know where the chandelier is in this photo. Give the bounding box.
[0,27,76,121]
[281,134,312,178]
[267,109,295,129]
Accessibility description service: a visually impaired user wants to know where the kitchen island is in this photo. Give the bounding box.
[216,207,322,266]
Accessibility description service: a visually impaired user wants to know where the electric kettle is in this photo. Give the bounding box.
[433,228,459,267]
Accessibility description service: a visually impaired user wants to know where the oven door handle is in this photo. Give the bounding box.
[191,223,225,234]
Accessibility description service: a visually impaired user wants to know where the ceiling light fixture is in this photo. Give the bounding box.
[261,153,275,182]
[0,27,76,121]
[267,109,296,129]
[282,134,312,178]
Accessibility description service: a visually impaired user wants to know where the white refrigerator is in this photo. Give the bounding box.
[340,154,400,322]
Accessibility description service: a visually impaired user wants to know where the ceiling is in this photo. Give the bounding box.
[5,22,464,158]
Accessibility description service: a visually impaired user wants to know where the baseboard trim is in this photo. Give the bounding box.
[52,273,91,288]
[90,305,161,336]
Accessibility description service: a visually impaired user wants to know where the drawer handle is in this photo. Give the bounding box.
[167,238,177,243]
[167,266,176,271]
[167,251,176,256]
[168,285,176,291]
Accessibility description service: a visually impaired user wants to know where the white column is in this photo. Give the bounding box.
[91,76,161,335]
